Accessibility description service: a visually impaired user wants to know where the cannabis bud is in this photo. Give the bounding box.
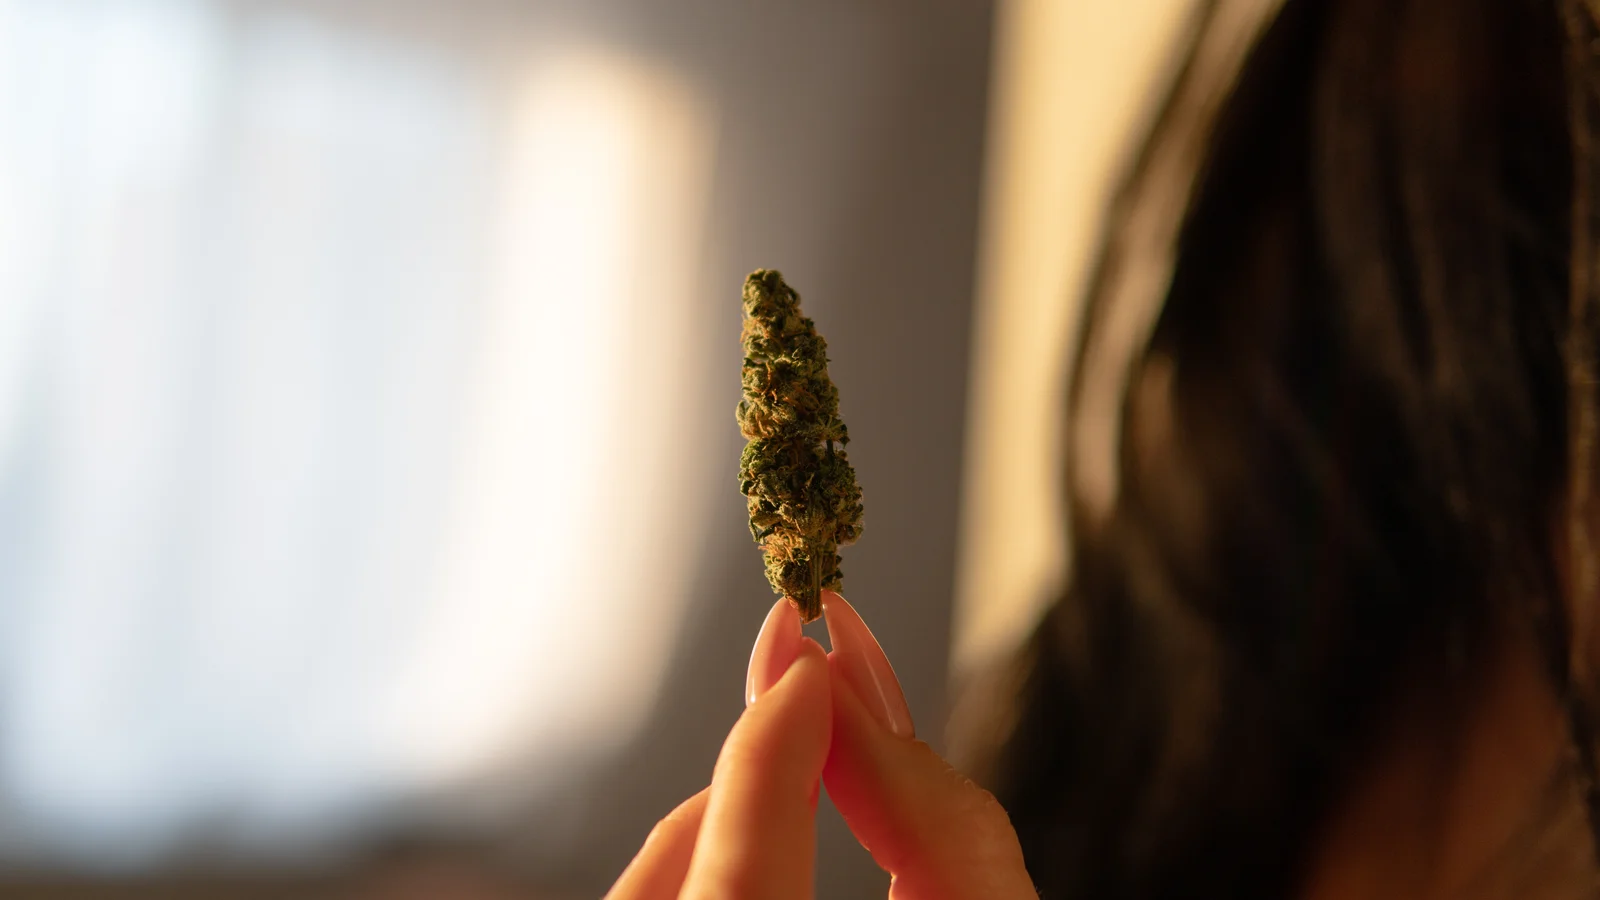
[737,269,864,623]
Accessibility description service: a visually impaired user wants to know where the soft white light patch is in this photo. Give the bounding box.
[0,0,720,868]
[396,50,715,786]
[0,0,231,863]
[0,0,29,475]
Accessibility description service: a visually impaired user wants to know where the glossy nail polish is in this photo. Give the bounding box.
[821,590,914,738]
[746,597,803,705]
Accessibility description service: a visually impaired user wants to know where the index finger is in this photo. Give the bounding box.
[679,636,832,900]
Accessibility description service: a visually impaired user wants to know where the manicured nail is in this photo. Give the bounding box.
[746,598,803,705]
[821,590,914,738]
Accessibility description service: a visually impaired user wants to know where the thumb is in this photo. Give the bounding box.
[680,599,831,900]
[820,592,1034,900]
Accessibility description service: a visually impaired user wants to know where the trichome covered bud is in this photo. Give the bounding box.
[737,269,864,623]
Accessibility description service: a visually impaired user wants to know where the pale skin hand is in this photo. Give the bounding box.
[605,593,1035,900]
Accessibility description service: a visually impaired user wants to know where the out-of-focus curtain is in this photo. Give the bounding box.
[0,0,715,867]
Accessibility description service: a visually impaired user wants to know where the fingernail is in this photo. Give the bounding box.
[746,598,803,705]
[821,590,914,738]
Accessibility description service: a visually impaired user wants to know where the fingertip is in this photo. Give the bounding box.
[781,637,831,706]
[747,598,804,706]
[763,634,833,758]
[754,635,829,715]
[821,590,914,739]
[683,639,831,900]
[796,634,827,665]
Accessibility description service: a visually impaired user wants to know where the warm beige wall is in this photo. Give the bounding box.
[952,0,1195,678]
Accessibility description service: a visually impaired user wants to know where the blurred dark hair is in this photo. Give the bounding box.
[981,0,1600,895]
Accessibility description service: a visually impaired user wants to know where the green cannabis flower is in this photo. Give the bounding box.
[737,269,864,623]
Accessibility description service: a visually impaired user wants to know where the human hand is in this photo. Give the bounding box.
[604,591,1034,899]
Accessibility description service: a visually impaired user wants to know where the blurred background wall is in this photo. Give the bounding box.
[0,0,1192,897]
[953,0,1191,686]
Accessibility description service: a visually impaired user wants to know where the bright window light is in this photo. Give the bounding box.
[0,0,715,868]
[396,49,716,789]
